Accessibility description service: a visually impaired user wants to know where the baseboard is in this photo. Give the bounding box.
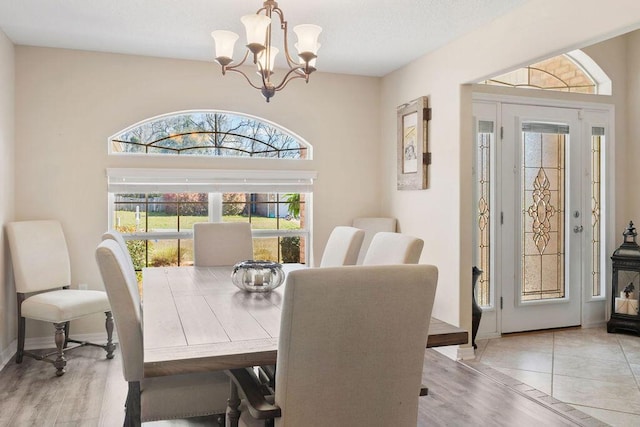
[477,331,501,340]
[581,320,607,329]
[0,340,17,371]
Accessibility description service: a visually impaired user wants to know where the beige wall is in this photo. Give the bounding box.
[582,34,629,230]
[0,29,15,363]
[626,31,640,224]
[13,46,382,339]
[380,0,640,339]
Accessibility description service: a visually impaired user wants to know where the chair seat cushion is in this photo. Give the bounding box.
[21,289,110,323]
[141,371,230,421]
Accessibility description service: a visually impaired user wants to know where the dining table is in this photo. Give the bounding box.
[142,264,469,378]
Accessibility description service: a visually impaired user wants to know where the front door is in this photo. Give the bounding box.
[500,104,583,333]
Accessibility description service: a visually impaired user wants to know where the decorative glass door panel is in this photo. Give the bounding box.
[591,127,604,298]
[476,120,493,307]
[521,124,566,301]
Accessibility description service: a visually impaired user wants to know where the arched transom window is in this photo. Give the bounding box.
[480,50,611,95]
[110,110,310,159]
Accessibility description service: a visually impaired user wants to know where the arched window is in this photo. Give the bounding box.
[480,50,611,95]
[107,111,315,272]
[110,110,310,159]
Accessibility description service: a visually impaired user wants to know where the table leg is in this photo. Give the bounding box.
[226,380,241,427]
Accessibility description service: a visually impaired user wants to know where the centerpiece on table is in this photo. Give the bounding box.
[231,260,284,293]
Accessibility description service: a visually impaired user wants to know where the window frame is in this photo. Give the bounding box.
[107,168,316,266]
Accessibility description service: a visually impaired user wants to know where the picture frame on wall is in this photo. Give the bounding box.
[397,96,431,190]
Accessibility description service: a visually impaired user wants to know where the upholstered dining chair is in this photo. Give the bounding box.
[102,229,134,270]
[193,222,254,266]
[228,264,439,427]
[318,226,365,267]
[351,217,397,264]
[6,220,115,376]
[362,231,424,265]
[95,239,230,426]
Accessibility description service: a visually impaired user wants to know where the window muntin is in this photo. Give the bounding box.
[110,111,309,159]
[112,192,308,270]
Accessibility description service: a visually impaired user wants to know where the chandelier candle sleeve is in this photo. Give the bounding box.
[211,0,322,102]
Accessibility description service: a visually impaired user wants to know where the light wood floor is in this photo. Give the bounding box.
[0,346,604,426]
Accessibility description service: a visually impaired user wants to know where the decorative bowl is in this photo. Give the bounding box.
[231,260,285,293]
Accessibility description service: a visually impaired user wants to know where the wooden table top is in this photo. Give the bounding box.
[142,265,468,378]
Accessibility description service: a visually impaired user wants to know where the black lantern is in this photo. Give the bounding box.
[607,221,640,335]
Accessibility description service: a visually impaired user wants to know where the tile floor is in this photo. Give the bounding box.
[473,327,640,427]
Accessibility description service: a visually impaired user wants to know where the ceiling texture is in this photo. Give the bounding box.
[0,0,528,77]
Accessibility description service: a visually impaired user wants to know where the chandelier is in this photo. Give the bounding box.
[211,1,322,102]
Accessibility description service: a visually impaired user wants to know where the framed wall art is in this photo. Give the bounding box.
[397,96,431,190]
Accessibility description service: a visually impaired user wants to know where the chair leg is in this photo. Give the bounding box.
[16,294,25,364]
[16,316,25,364]
[226,381,241,427]
[124,381,141,427]
[63,321,70,348]
[105,311,116,359]
[53,322,67,376]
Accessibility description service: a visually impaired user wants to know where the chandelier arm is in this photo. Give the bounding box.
[275,73,307,92]
[223,50,252,72]
[225,68,264,91]
[272,66,308,91]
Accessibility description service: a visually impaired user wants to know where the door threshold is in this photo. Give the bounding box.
[501,325,581,337]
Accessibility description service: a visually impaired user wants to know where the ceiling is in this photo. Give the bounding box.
[0,0,528,77]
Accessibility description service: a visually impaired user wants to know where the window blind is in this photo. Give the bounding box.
[107,168,317,193]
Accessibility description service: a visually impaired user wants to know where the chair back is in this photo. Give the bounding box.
[95,239,144,381]
[102,229,134,267]
[6,220,71,293]
[102,230,137,285]
[193,222,253,267]
[362,232,424,265]
[319,226,365,267]
[275,264,438,426]
[352,217,397,264]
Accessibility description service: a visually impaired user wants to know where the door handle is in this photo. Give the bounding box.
[573,225,584,233]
